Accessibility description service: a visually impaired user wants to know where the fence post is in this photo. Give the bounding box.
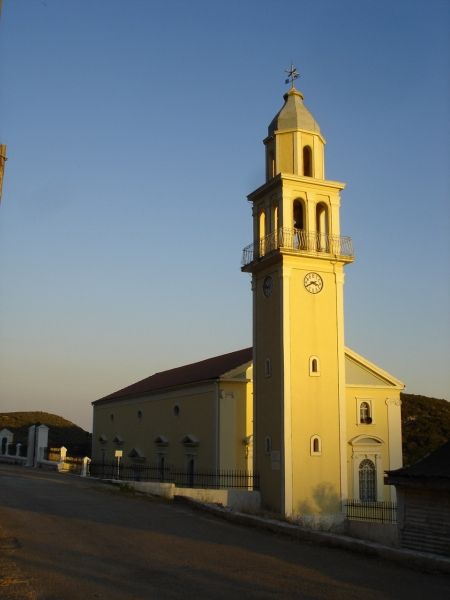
[81,457,91,477]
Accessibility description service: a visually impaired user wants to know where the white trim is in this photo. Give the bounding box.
[335,267,348,510]
[350,436,384,501]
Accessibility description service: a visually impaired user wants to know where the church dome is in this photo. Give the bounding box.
[268,87,321,136]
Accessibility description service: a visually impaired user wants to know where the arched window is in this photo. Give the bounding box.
[158,454,166,482]
[187,456,195,487]
[316,202,329,251]
[359,402,372,424]
[303,146,312,177]
[310,435,322,455]
[309,356,320,376]
[359,459,376,501]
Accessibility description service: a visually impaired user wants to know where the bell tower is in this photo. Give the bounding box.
[242,71,354,521]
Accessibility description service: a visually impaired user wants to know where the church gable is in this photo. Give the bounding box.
[345,348,404,389]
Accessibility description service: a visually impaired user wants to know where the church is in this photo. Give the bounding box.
[92,74,404,523]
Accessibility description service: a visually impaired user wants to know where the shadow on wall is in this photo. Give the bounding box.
[296,482,341,516]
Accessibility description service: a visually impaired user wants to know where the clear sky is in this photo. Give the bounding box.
[1,0,449,432]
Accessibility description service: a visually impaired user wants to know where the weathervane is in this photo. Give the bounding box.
[284,63,300,88]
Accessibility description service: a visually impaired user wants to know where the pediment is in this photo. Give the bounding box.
[221,361,252,381]
[350,435,383,446]
[182,434,199,447]
[113,435,124,445]
[345,347,404,389]
[128,447,145,459]
[154,435,169,447]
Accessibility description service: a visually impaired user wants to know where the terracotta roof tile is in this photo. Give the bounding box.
[93,347,252,405]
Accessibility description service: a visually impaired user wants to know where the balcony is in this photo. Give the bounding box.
[242,227,354,268]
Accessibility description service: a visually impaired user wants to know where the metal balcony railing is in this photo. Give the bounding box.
[242,227,354,267]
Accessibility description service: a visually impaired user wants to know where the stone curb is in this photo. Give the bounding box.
[174,495,450,576]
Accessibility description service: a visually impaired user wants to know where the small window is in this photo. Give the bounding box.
[309,356,320,376]
[310,435,322,456]
[137,410,143,419]
[359,401,372,424]
[264,358,272,378]
[110,414,114,422]
[264,436,272,455]
[173,405,180,416]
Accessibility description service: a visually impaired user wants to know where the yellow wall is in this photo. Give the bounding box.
[346,385,402,502]
[92,377,251,473]
[93,383,218,470]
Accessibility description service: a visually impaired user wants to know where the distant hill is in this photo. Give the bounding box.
[1,397,448,465]
[0,411,91,456]
[401,393,450,466]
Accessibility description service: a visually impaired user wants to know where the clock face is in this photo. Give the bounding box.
[304,272,323,294]
[262,276,273,297]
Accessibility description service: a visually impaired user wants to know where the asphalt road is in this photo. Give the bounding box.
[0,464,448,600]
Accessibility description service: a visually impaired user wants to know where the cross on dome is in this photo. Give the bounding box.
[284,63,300,88]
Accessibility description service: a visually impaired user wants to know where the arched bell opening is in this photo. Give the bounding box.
[258,209,266,257]
[316,202,329,251]
[273,204,278,242]
[303,145,312,177]
[293,199,306,249]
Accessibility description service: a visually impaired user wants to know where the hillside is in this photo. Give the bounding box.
[0,411,91,456]
[401,393,450,466]
[1,397,448,465]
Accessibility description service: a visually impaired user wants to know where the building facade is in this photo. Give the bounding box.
[92,81,404,523]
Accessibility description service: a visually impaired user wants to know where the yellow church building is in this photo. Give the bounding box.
[92,76,404,524]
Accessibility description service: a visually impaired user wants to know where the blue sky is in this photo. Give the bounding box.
[1,0,449,431]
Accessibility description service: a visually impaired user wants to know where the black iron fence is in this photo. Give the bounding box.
[89,461,259,490]
[346,500,397,524]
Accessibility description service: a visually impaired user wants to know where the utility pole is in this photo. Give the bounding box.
[0,2,6,202]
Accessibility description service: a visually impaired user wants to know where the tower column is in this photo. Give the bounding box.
[335,267,348,509]
[281,266,293,516]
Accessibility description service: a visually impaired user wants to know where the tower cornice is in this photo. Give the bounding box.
[263,127,326,146]
[248,173,346,203]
